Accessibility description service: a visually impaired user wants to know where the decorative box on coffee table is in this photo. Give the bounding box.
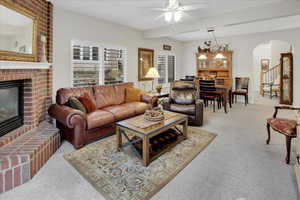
[116,111,188,166]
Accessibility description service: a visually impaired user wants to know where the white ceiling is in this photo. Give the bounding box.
[49,0,300,41]
[50,0,283,30]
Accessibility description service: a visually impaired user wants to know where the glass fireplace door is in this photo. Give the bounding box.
[0,80,24,137]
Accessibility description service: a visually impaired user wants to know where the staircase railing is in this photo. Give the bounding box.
[260,64,280,96]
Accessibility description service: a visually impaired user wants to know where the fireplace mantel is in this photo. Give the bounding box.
[0,61,51,69]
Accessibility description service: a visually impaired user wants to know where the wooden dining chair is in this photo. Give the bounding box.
[199,80,222,112]
[266,105,300,164]
[232,77,249,105]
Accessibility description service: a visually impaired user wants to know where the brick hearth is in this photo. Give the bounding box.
[0,0,57,193]
[0,122,60,193]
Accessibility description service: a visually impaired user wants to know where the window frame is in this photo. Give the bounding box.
[70,40,127,87]
[156,52,176,86]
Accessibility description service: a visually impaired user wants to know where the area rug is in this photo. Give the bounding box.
[64,127,216,200]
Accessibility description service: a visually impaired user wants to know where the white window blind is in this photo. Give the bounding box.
[104,48,127,85]
[71,40,127,87]
[157,54,175,84]
[72,44,100,88]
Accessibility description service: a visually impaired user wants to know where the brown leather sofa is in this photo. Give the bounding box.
[48,82,157,149]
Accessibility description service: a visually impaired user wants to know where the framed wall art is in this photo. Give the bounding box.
[261,59,270,72]
[138,48,154,81]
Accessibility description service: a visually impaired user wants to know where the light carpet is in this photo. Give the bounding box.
[64,127,216,200]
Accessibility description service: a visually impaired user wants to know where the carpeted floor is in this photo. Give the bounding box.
[64,127,216,200]
[0,103,299,200]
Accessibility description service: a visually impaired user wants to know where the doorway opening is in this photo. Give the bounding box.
[252,40,293,105]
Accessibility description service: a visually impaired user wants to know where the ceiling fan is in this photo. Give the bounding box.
[149,0,207,23]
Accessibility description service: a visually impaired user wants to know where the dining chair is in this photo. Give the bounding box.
[232,77,249,105]
[199,80,223,112]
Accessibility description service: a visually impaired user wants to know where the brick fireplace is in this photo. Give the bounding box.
[0,69,53,147]
[0,0,60,193]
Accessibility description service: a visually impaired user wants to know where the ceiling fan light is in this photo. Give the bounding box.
[165,12,173,22]
[174,11,182,22]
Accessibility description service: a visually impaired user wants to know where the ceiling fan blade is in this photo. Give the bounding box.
[180,4,207,11]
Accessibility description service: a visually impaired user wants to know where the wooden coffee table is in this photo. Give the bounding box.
[116,111,188,167]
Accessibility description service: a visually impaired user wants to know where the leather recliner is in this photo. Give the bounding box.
[162,81,204,126]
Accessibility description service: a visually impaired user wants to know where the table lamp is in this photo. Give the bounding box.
[145,67,160,92]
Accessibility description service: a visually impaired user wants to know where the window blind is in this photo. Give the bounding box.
[158,55,166,84]
[72,44,100,88]
[157,54,175,84]
[103,48,127,85]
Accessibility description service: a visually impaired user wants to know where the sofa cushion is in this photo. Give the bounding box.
[86,110,115,130]
[114,82,134,104]
[122,102,150,115]
[56,87,94,105]
[67,97,87,114]
[102,105,136,121]
[94,85,118,109]
[170,104,195,115]
[78,93,97,113]
[171,90,196,105]
[125,88,142,103]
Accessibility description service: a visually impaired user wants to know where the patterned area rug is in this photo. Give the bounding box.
[64,127,216,200]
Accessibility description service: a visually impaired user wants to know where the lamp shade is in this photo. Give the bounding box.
[198,54,207,60]
[145,67,160,78]
[215,53,226,59]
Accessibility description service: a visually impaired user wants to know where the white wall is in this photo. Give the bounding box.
[53,7,183,98]
[181,28,300,106]
[253,43,271,93]
[270,40,291,67]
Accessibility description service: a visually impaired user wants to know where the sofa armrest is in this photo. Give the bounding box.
[195,99,204,126]
[48,104,87,149]
[141,94,158,108]
[48,104,86,128]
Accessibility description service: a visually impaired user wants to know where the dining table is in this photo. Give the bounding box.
[215,85,232,113]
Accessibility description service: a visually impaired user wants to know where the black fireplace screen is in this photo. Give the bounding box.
[0,80,24,137]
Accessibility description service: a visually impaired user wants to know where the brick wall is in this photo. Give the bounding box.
[0,1,58,193]
[0,0,53,144]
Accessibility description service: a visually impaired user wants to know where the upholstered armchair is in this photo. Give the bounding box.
[162,81,204,126]
[266,105,300,164]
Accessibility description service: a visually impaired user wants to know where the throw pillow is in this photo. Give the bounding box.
[68,97,87,113]
[125,88,142,103]
[78,93,97,113]
[171,90,195,105]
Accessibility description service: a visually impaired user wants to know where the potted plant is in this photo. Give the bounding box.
[155,85,163,94]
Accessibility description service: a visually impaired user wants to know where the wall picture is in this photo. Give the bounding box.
[138,48,154,81]
[261,59,270,72]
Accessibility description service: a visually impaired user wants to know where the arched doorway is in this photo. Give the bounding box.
[252,40,293,105]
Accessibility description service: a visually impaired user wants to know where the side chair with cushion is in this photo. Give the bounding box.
[266,105,300,164]
[232,77,249,105]
[162,81,204,126]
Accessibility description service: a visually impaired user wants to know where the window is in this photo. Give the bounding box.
[104,48,126,85]
[72,43,100,87]
[157,54,175,84]
[71,40,127,87]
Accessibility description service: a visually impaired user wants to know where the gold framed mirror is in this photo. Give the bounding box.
[0,1,38,62]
